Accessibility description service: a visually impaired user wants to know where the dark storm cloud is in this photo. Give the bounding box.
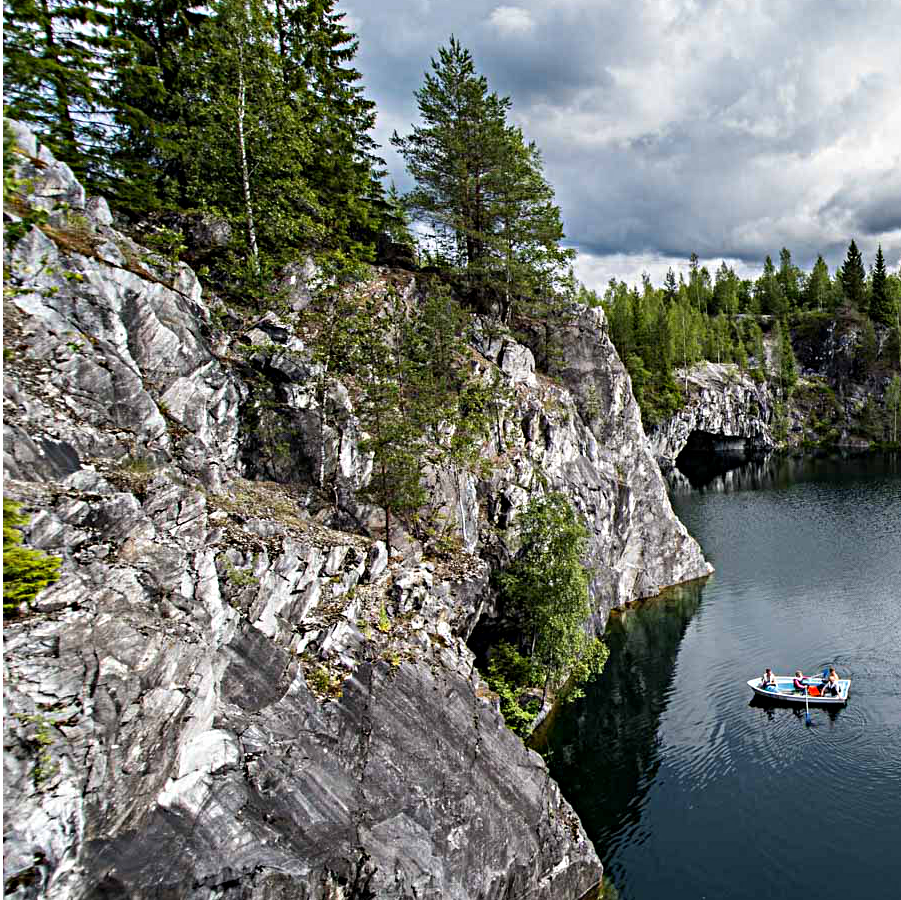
[341,0,901,285]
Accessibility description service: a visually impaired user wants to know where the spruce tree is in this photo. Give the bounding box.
[4,0,116,182]
[870,245,892,326]
[107,0,211,212]
[269,0,386,257]
[840,239,867,311]
[108,0,384,265]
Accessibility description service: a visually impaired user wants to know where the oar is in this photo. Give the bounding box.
[805,685,811,725]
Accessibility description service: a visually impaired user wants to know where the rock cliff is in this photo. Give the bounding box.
[648,362,776,469]
[3,122,708,899]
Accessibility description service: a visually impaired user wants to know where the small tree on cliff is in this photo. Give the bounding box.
[499,492,608,704]
[4,500,61,615]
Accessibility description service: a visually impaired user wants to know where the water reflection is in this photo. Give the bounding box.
[670,449,900,493]
[545,582,704,863]
[748,693,844,724]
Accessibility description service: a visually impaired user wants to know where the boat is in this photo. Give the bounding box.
[747,675,851,706]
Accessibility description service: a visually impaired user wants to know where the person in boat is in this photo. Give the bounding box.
[820,667,841,696]
[792,670,809,692]
[759,668,777,689]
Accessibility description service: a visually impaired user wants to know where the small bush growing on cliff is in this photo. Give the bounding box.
[497,493,609,709]
[3,500,61,616]
[485,642,542,737]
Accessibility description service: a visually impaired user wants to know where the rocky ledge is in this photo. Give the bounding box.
[3,121,708,899]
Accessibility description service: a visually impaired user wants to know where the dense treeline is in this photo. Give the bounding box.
[584,245,901,428]
[4,0,391,291]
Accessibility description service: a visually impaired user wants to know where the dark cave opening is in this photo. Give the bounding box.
[675,430,760,488]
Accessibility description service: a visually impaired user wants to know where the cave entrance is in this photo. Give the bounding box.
[675,430,754,488]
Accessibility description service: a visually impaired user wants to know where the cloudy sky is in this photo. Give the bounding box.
[340,0,901,292]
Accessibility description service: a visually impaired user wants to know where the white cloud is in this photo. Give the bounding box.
[488,6,536,37]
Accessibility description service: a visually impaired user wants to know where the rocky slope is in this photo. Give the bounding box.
[3,121,709,899]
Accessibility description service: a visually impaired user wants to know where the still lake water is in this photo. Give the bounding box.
[546,453,901,900]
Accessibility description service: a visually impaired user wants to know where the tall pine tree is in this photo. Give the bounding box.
[870,245,892,326]
[840,239,867,311]
[392,36,571,315]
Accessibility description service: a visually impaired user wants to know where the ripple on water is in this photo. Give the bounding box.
[548,454,901,900]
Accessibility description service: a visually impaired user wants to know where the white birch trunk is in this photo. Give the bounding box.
[236,41,260,275]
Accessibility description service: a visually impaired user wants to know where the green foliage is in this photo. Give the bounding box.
[3,125,50,246]
[107,0,384,276]
[484,641,541,737]
[377,603,390,633]
[857,318,878,373]
[773,319,798,398]
[870,245,892,326]
[4,500,61,615]
[840,239,867,311]
[223,559,260,589]
[885,374,901,444]
[392,37,573,317]
[499,492,608,700]
[16,713,58,786]
[3,0,115,183]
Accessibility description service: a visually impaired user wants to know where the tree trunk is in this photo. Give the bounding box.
[236,41,260,275]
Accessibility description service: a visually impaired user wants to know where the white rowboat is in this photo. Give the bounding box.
[747,676,850,706]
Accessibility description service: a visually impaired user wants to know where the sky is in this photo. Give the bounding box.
[339,0,901,293]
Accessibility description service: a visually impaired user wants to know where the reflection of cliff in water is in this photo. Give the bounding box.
[672,430,770,489]
[670,449,900,493]
[544,581,704,859]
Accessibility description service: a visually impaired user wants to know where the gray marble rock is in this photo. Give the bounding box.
[648,362,776,468]
[2,122,719,900]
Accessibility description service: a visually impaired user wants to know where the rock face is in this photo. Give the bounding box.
[648,362,776,469]
[3,124,708,899]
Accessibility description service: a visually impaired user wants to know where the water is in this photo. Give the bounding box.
[546,453,901,900]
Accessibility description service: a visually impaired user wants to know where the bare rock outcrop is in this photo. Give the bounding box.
[3,124,601,900]
[647,362,776,469]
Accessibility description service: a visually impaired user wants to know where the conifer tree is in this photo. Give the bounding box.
[777,247,800,312]
[840,239,867,311]
[393,36,571,314]
[804,255,831,311]
[108,0,384,265]
[4,0,116,181]
[755,255,785,316]
[870,245,892,326]
[269,0,386,256]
